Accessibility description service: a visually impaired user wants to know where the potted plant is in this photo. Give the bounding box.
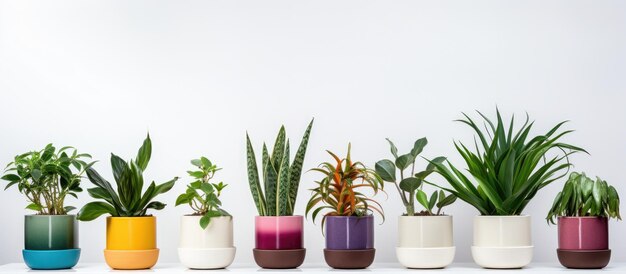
[546,172,621,269]
[375,137,457,269]
[429,109,586,268]
[2,145,93,270]
[245,120,313,269]
[77,135,178,270]
[306,143,384,269]
[175,157,235,269]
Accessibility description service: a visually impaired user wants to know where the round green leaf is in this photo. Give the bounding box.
[374,160,396,182]
[399,177,421,192]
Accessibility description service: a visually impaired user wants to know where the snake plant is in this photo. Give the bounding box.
[429,109,586,216]
[246,119,313,216]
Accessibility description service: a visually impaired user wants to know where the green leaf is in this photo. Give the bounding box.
[263,144,277,216]
[411,138,428,157]
[175,193,193,206]
[416,190,429,210]
[374,160,396,182]
[1,174,20,182]
[26,203,43,212]
[145,201,166,210]
[399,177,421,192]
[200,215,210,229]
[395,153,414,171]
[200,182,214,194]
[187,171,205,179]
[426,157,447,171]
[191,159,202,167]
[77,202,115,221]
[136,134,152,170]
[385,138,399,159]
[428,191,438,210]
[246,133,266,216]
[287,119,314,215]
[277,142,291,216]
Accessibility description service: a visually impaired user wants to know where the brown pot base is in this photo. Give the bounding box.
[324,248,375,269]
[253,248,305,269]
[557,249,611,269]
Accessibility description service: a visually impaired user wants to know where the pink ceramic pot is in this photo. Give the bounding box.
[255,216,303,250]
[558,216,608,250]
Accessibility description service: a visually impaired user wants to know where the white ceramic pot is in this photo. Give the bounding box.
[178,215,236,269]
[396,215,455,268]
[471,215,533,268]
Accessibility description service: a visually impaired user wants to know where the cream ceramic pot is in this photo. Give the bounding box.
[471,215,533,268]
[396,215,455,268]
[178,216,236,269]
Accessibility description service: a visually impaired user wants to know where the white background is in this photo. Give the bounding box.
[1,0,625,266]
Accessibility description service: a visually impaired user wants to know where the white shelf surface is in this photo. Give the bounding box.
[1,263,625,273]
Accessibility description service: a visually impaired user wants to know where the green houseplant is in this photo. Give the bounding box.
[429,109,586,268]
[176,157,235,269]
[547,172,620,269]
[306,143,384,269]
[246,119,313,269]
[374,138,457,268]
[77,134,178,270]
[175,157,230,229]
[3,145,93,270]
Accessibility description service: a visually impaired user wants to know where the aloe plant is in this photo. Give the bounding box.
[546,172,621,224]
[375,137,456,216]
[246,119,313,216]
[429,109,586,216]
[77,135,179,221]
[2,145,94,215]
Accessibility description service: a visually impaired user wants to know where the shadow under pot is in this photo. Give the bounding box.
[396,215,455,269]
[178,215,236,269]
[23,215,80,270]
[253,216,305,269]
[471,215,533,269]
[557,216,611,269]
[324,215,375,269]
[104,216,159,270]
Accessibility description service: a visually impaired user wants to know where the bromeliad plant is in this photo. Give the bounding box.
[2,145,94,215]
[429,109,587,215]
[246,119,313,216]
[546,172,621,224]
[176,157,230,229]
[375,137,456,216]
[306,143,385,224]
[77,135,179,221]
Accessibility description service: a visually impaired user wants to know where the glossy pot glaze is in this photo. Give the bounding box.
[255,216,303,250]
[24,215,78,250]
[325,215,374,250]
[558,216,608,250]
[104,216,159,270]
[178,215,235,269]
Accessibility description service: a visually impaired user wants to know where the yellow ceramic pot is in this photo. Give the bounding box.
[104,216,159,270]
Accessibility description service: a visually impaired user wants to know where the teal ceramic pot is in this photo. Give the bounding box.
[23,215,80,270]
[24,215,78,250]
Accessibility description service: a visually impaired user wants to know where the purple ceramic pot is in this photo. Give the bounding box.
[558,216,608,250]
[325,215,374,250]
